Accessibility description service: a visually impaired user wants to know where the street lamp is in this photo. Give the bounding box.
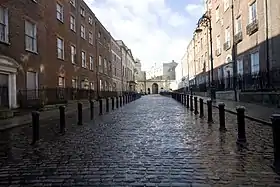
[195,12,215,101]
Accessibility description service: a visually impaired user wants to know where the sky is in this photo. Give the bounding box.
[84,0,205,71]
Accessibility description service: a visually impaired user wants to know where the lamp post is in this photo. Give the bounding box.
[195,12,215,101]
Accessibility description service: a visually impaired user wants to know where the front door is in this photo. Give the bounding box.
[0,73,8,107]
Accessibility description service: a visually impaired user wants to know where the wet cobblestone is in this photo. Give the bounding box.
[0,95,279,186]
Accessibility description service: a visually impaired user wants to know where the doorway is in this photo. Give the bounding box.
[0,73,8,107]
[152,83,159,94]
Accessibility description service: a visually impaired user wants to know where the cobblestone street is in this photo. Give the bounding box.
[0,95,280,186]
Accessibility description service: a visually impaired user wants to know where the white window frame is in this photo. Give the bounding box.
[57,37,64,59]
[70,0,76,7]
[237,59,243,75]
[249,1,257,23]
[104,58,107,73]
[80,7,85,17]
[25,20,37,52]
[72,78,78,88]
[58,76,65,88]
[70,45,76,64]
[70,15,76,32]
[251,51,259,74]
[98,55,102,66]
[224,0,229,11]
[215,6,219,22]
[89,31,93,44]
[216,35,221,49]
[81,24,85,39]
[99,79,103,91]
[225,27,230,43]
[81,51,86,68]
[90,82,94,90]
[89,56,94,70]
[89,16,93,25]
[56,2,63,22]
[235,16,242,34]
[0,7,9,43]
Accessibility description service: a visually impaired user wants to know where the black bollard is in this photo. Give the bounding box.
[190,95,194,111]
[112,97,114,110]
[186,95,190,108]
[236,106,246,145]
[31,111,40,145]
[199,98,204,118]
[194,97,199,115]
[184,94,186,106]
[218,103,226,131]
[271,114,280,172]
[77,102,83,125]
[99,99,103,115]
[207,100,213,123]
[123,95,125,105]
[116,97,119,108]
[59,106,66,134]
[120,96,122,107]
[90,100,94,120]
[106,98,109,113]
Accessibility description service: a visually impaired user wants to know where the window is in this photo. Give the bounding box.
[236,16,242,34]
[70,15,76,31]
[81,25,85,39]
[98,32,101,38]
[32,0,37,3]
[89,56,94,70]
[0,7,9,43]
[215,6,219,22]
[108,61,112,71]
[72,79,78,88]
[99,79,103,90]
[81,51,86,68]
[237,59,243,75]
[251,51,259,74]
[90,82,94,90]
[249,1,257,23]
[89,31,93,44]
[224,0,229,11]
[70,0,75,7]
[104,59,107,73]
[105,81,108,91]
[98,55,102,66]
[57,37,64,59]
[56,3,63,22]
[225,27,230,42]
[80,7,85,17]
[89,16,93,25]
[70,45,76,64]
[25,21,37,52]
[58,77,65,87]
[216,35,221,49]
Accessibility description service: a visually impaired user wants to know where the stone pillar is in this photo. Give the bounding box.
[8,73,17,109]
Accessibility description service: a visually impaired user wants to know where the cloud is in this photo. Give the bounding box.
[84,0,197,70]
[185,3,205,18]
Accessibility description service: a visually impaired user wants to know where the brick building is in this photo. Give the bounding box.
[185,0,280,94]
[110,38,122,94]
[0,0,115,108]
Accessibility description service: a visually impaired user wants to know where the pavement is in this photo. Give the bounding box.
[195,95,280,126]
[0,100,92,131]
[0,95,279,186]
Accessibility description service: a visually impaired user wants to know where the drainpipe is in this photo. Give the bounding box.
[231,0,238,101]
[265,0,270,88]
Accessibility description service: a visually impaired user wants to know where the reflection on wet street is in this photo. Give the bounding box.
[0,95,279,186]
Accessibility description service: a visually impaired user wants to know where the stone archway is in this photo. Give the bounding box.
[0,55,20,108]
[152,83,159,94]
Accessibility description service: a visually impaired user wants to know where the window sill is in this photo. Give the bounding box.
[26,49,38,55]
[57,57,64,61]
[57,19,64,24]
[0,40,11,45]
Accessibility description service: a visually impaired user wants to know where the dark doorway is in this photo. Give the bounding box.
[152,83,159,94]
[147,88,150,94]
[0,74,8,108]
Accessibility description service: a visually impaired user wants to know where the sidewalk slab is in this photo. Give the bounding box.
[196,96,280,125]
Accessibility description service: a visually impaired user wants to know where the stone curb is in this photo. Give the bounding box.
[0,96,141,132]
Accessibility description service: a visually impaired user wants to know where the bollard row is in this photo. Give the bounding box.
[30,93,142,145]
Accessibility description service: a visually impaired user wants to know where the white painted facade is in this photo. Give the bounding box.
[0,55,19,109]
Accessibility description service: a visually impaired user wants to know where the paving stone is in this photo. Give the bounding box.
[0,95,279,186]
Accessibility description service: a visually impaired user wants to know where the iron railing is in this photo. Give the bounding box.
[17,88,133,109]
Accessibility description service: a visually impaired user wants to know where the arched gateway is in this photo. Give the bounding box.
[152,83,159,94]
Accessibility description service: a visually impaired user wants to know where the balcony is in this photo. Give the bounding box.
[234,32,243,44]
[246,19,258,36]
[215,48,221,56]
[223,41,231,51]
